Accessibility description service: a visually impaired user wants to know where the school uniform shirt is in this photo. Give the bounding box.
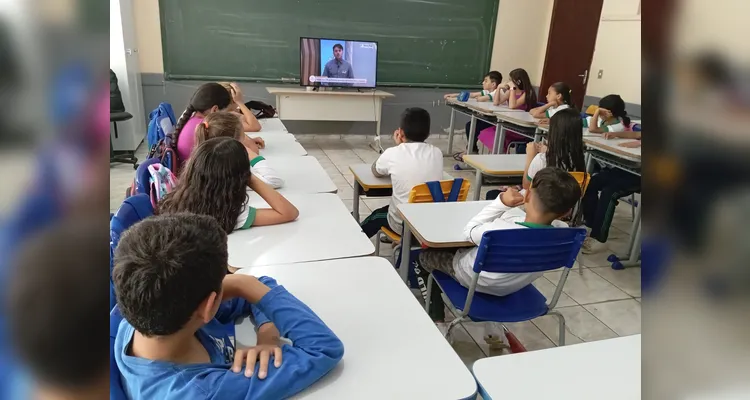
[115,278,344,400]
[582,116,626,132]
[176,116,203,162]
[249,156,284,189]
[452,198,567,296]
[544,104,570,118]
[480,88,499,101]
[374,142,444,233]
[526,153,547,182]
[234,201,258,231]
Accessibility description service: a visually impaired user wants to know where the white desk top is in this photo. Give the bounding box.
[248,156,336,195]
[266,86,394,98]
[227,193,373,266]
[447,98,525,115]
[398,201,491,247]
[253,135,307,157]
[349,163,454,190]
[584,136,641,162]
[235,257,477,399]
[258,117,288,132]
[473,335,641,400]
[494,111,540,128]
[461,154,527,175]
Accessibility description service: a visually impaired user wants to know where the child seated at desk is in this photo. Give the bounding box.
[584,94,631,134]
[444,71,503,154]
[416,167,581,320]
[492,68,538,153]
[361,107,443,238]
[160,137,298,234]
[581,131,641,253]
[529,81,574,125]
[195,111,284,189]
[113,213,344,399]
[175,83,263,164]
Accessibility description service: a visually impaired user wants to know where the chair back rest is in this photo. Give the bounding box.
[408,179,470,204]
[569,172,590,195]
[110,306,128,400]
[585,104,599,115]
[474,227,587,274]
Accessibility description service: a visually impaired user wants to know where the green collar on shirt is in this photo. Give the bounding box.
[515,221,553,229]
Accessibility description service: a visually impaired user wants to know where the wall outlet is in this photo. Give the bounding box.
[597,69,604,79]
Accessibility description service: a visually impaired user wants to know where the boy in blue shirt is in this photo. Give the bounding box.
[113,213,344,399]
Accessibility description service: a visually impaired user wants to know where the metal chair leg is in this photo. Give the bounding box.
[445,316,465,343]
[548,310,566,346]
[375,231,381,256]
[392,243,401,266]
[424,274,434,313]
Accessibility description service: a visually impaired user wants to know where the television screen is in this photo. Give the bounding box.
[300,37,377,88]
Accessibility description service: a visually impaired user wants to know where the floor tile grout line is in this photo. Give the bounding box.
[585,267,638,298]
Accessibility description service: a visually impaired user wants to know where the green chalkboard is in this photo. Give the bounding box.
[159,0,499,88]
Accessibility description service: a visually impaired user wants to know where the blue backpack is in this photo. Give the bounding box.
[109,194,154,311]
[147,102,176,148]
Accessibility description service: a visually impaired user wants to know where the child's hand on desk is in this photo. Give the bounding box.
[251,137,265,149]
[536,118,550,126]
[500,187,525,208]
[603,132,622,140]
[233,343,282,379]
[443,94,455,100]
[619,140,641,148]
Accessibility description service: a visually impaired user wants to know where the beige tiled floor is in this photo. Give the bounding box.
[109,133,642,369]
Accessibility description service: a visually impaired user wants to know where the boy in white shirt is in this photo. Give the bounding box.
[360,107,444,238]
[417,167,581,320]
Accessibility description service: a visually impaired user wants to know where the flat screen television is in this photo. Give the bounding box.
[300,37,378,88]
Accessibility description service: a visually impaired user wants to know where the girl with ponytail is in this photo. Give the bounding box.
[175,82,261,162]
[530,82,575,124]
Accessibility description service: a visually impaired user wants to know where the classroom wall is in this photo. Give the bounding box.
[585,0,641,104]
[489,0,554,86]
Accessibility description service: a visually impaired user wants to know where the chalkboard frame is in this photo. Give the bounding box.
[159,0,499,89]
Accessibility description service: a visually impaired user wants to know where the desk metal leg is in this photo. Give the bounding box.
[534,128,542,142]
[447,108,456,155]
[352,182,362,221]
[492,124,506,154]
[466,116,477,155]
[399,224,413,283]
[472,168,483,200]
[609,194,642,269]
[585,152,594,173]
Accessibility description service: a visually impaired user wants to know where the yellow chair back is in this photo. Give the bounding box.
[407,179,471,203]
[569,172,590,195]
[585,105,598,115]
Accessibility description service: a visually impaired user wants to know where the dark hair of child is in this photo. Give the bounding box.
[159,137,250,234]
[174,82,233,136]
[509,68,537,111]
[400,107,431,142]
[598,94,631,126]
[546,108,586,173]
[531,167,582,216]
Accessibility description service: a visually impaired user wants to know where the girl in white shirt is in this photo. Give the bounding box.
[530,82,574,124]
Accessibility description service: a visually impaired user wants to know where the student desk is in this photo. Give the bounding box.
[248,134,307,157]
[348,164,456,221]
[461,154,527,201]
[490,111,544,154]
[583,137,642,269]
[396,201,491,282]
[227,193,374,267]
[248,156,336,195]
[472,335,641,400]
[234,257,478,399]
[258,117,288,132]
[445,98,524,156]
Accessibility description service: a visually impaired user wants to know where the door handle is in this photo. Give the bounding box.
[578,70,588,85]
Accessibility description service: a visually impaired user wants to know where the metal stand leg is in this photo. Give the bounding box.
[352,182,362,221]
[609,195,642,269]
[473,168,483,201]
[466,116,477,155]
[399,224,413,283]
[534,127,542,142]
[447,108,456,155]
[492,124,506,154]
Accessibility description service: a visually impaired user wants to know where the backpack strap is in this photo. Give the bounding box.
[446,178,464,202]
[426,181,445,202]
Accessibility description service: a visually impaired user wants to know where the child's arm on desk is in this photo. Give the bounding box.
[464,189,525,244]
[604,131,641,140]
[529,102,553,118]
[372,141,396,178]
[248,175,299,226]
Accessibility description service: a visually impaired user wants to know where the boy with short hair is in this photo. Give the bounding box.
[416,167,582,317]
[445,71,504,153]
[113,213,344,399]
[360,107,443,238]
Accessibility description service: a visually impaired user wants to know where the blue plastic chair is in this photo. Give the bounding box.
[425,227,587,345]
[110,306,128,400]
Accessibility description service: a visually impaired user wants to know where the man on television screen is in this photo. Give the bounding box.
[323,43,354,85]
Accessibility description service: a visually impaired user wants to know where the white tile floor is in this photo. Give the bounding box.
[109,133,642,368]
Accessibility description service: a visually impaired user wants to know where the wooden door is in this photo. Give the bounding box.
[539,0,604,109]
